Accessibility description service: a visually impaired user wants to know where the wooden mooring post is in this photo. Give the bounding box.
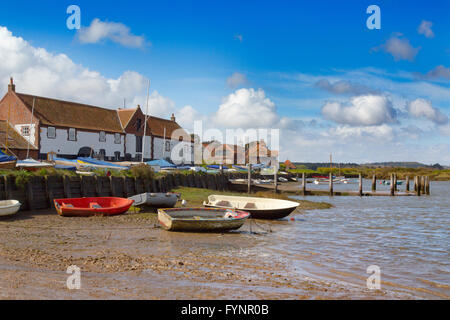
[421,176,426,195]
[371,174,376,192]
[390,174,395,196]
[302,172,306,195]
[329,172,333,196]
[405,176,410,192]
[416,176,421,196]
[247,164,252,194]
[425,176,430,195]
[393,173,398,192]
[359,173,363,196]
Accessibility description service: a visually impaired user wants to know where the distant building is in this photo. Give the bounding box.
[0,79,193,162]
[0,120,38,160]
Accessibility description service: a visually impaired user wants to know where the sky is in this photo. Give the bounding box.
[0,0,449,164]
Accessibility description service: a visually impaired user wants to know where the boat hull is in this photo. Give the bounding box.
[0,200,21,217]
[158,208,249,232]
[129,193,178,208]
[0,161,17,170]
[204,195,299,220]
[54,197,134,217]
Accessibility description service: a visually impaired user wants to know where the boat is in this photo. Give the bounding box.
[158,207,250,232]
[203,195,300,220]
[0,200,21,217]
[0,160,17,170]
[16,158,55,171]
[53,197,134,217]
[129,192,179,208]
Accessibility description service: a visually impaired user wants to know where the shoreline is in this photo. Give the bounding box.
[0,196,424,300]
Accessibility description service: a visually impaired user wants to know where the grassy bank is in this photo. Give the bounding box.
[171,187,333,210]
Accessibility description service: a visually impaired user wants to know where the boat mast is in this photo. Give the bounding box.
[26,98,35,159]
[142,79,150,163]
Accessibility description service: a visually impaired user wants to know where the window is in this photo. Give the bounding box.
[68,128,77,141]
[136,136,143,153]
[47,127,56,139]
[99,149,106,160]
[99,131,106,142]
[114,151,121,161]
[136,118,142,131]
[21,126,30,136]
[114,133,121,144]
[165,141,171,152]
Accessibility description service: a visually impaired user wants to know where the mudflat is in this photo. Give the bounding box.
[0,208,405,300]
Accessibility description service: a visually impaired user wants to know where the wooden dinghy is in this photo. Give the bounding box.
[129,192,179,208]
[54,197,134,217]
[0,160,17,170]
[204,195,299,220]
[158,207,250,232]
[0,200,21,217]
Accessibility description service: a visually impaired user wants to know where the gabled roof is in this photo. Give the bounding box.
[16,93,124,133]
[117,107,138,129]
[0,120,38,150]
[147,116,191,140]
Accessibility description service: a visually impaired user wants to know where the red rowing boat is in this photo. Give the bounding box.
[54,197,134,217]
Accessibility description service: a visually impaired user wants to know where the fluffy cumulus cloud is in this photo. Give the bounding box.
[418,20,435,38]
[213,88,280,128]
[77,19,147,48]
[407,98,448,125]
[374,34,420,61]
[326,124,395,141]
[0,26,153,108]
[321,95,397,126]
[226,72,249,89]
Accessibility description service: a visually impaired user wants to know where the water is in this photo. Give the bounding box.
[250,181,449,298]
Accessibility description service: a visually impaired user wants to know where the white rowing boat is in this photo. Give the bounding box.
[203,195,299,220]
[0,200,21,217]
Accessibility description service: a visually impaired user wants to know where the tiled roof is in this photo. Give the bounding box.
[0,120,37,150]
[117,108,138,129]
[16,93,124,133]
[147,116,190,140]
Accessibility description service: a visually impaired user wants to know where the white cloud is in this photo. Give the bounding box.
[226,72,248,89]
[418,20,435,38]
[407,98,448,125]
[374,34,420,61]
[315,79,375,95]
[0,26,151,108]
[327,124,395,141]
[77,19,147,48]
[321,95,397,126]
[213,88,280,128]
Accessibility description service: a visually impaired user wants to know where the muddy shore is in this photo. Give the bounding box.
[0,205,413,300]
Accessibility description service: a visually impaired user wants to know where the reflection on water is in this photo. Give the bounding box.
[226,181,449,299]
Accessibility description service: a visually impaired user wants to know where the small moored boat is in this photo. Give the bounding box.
[54,197,134,217]
[158,207,250,232]
[204,195,299,220]
[129,192,179,208]
[0,200,21,217]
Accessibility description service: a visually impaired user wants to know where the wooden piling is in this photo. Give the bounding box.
[421,176,426,194]
[393,173,398,192]
[371,174,376,192]
[359,173,363,196]
[247,164,252,194]
[425,176,430,195]
[390,174,395,196]
[329,172,333,196]
[302,172,306,195]
[416,176,421,196]
[405,176,410,192]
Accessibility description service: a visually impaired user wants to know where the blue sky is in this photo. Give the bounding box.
[0,0,449,163]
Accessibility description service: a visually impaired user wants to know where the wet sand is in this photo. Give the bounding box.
[0,208,415,300]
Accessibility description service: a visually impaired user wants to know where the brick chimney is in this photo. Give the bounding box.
[171,113,176,122]
[8,77,15,92]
